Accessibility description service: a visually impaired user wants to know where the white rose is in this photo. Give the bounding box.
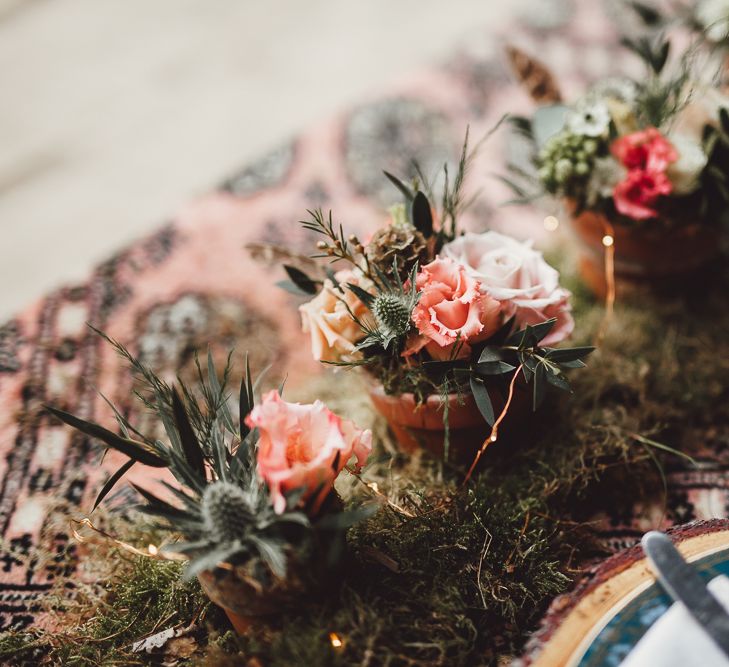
[674,87,729,142]
[299,270,372,362]
[696,0,729,42]
[666,134,708,195]
[442,231,573,346]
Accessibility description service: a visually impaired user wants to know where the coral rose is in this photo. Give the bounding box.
[407,257,502,360]
[610,128,677,221]
[299,270,372,363]
[247,391,372,514]
[442,232,574,346]
[611,128,677,173]
[612,168,673,221]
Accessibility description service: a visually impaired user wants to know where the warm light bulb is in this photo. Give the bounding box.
[543,215,559,231]
[148,544,159,555]
[602,235,614,247]
[329,632,343,648]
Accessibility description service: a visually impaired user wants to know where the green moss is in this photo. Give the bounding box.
[4,246,729,665]
[0,530,217,666]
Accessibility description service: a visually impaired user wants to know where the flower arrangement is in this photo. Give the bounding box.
[506,32,729,292]
[524,49,729,225]
[280,134,593,457]
[46,335,373,631]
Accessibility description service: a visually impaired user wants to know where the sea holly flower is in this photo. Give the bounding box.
[283,129,589,443]
[47,342,376,584]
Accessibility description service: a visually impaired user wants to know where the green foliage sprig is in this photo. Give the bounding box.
[46,335,371,584]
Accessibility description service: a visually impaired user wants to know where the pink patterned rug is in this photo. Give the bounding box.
[0,1,723,637]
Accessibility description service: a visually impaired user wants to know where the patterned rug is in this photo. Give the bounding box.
[1,0,726,640]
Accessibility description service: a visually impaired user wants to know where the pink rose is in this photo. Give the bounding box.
[299,270,372,363]
[246,391,372,514]
[610,128,677,221]
[611,128,677,173]
[612,169,673,220]
[407,257,502,359]
[442,232,573,346]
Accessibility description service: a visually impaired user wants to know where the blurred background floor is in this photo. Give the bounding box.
[0,0,531,321]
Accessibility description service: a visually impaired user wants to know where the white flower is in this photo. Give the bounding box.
[585,156,626,206]
[566,101,611,138]
[696,0,729,42]
[666,134,708,195]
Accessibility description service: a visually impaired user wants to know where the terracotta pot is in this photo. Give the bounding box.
[198,495,344,634]
[198,567,306,634]
[369,381,530,462]
[569,208,720,297]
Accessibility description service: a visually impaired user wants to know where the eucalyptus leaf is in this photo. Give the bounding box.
[469,376,495,426]
[346,283,375,307]
[531,104,570,148]
[276,280,314,297]
[544,346,595,363]
[557,359,587,369]
[532,364,547,410]
[475,360,516,376]
[283,265,320,295]
[411,191,434,237]
[478,347,504,363]
[528,318,557,344]
[487,315,516,346]
[546,372,571,392]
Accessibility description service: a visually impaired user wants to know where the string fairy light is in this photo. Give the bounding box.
[596,220,616,345]
[329,632,344,649]
[463,365,523,485]
[543,215,560,231]
[346,467,414,517]
[72,517,186,563]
